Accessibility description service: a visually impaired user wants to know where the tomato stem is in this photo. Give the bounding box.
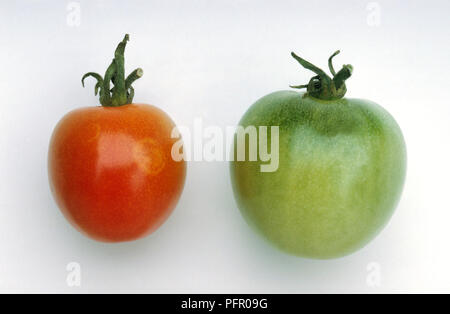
[328,50,340,76]
[82,34,143,107]
[290,51,352,100]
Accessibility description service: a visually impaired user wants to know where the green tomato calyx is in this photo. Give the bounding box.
[290,50,353,100]
[81,34,144,107]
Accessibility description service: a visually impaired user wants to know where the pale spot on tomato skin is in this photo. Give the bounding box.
[132,138,166,176]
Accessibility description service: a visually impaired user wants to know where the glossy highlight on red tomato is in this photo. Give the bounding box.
[48,104,186,242]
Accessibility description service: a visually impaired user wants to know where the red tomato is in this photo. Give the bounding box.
[48,104,186,242]
[48,35,186,242]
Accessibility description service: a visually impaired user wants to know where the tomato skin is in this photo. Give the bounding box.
[48,104,186,242]
[230,91,406,259]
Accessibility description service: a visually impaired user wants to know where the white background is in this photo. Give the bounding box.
[0,0,449,293]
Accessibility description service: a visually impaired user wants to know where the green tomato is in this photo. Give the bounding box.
[230,51,406,259]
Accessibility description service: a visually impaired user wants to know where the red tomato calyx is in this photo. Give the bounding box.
[81,34,144,107]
